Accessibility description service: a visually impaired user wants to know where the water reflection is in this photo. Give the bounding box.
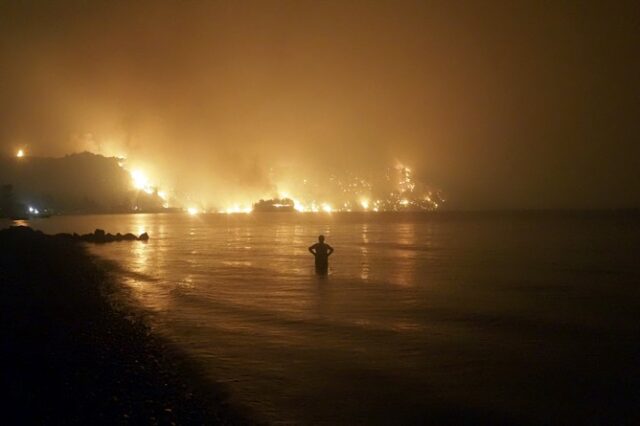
[360,223,370,281]
[177,274,196,290]
[390,222,416,287]
[6,212,638,425]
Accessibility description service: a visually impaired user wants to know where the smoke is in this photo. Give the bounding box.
[1,1,639,209]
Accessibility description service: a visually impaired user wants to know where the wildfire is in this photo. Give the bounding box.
[293,199,306,212]
[118,159,173,209]
[321,203,333,213]
[261,162,443,213]
[131,169,154,193]
[221,205,252,214]
[114,153,442,213]
[398,165,416,192]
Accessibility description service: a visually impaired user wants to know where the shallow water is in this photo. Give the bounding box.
[6,211,640,424]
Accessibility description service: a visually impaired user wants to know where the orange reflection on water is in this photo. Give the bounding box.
[121,213,172,312]
[391,223,416,287]
[360,224,370,280]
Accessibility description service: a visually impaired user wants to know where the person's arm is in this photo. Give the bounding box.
[327,245,334,256]
[308,245,316,256]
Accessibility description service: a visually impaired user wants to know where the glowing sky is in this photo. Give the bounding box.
[0,1,638,209]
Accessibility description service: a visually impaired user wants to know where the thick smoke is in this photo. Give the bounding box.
[1,1,639,209]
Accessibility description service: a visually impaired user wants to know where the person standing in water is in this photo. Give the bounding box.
[308,235,334,275]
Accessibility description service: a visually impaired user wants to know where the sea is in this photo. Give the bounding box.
[3,211,639,424]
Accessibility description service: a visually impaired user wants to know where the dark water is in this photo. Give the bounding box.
[5,211,640,424]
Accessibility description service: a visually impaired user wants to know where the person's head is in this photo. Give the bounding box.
[318,235,325,243]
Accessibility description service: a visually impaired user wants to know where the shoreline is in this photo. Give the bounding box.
[0,226,255,425]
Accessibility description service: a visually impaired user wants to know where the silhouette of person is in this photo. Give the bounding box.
[309,235,334,275]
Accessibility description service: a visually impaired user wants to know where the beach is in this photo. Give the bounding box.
[0,226,251,425]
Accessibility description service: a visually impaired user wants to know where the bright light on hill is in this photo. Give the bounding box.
[131,169,150,190]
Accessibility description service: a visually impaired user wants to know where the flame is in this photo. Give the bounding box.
[293,199,306,212]
[131,169,150,190]
[222,205,252,214]
[123,163,172,208]
[113,153,441,213]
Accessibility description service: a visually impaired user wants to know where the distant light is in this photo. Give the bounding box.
[131,169,149,190]
[128,168,167,200]
[28,206,34,213]
[223,205,252,214]
[321,203,333,213]
[187,207,199,215]
[16,149,25,158]
[360,199,370,210]
[34,209,39,215]
[400,199,409,206]
[293,199,306,212]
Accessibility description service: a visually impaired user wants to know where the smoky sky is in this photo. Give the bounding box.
[1,0,639,209]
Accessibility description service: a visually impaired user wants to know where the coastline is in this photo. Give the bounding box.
[0,226,254,425]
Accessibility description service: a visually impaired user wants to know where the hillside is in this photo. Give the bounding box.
[0,152,148,214]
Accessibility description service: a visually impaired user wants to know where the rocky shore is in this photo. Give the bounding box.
[0,226,252,425]
[49,227,150,243]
